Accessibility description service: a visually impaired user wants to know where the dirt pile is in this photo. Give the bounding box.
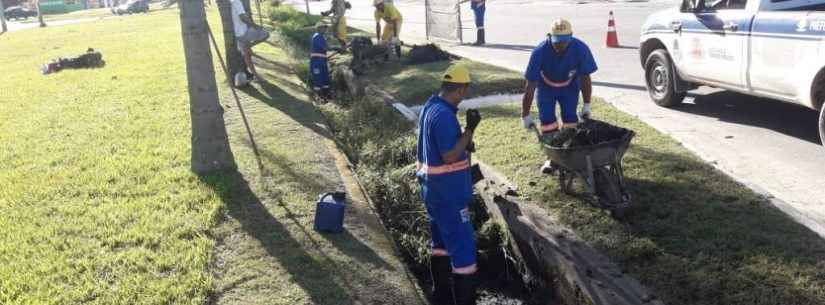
[543,119,630,148]
[406,44,450,64]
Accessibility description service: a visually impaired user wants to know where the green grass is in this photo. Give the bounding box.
[1,5,420,305]
[0,8,220,305]
[471,101,825,305]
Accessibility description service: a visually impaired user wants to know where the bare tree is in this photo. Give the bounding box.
[179,0,236,173]
[36,0,46,27]
[216,0,247,83]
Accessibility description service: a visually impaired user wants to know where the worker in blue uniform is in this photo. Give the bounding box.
[470,0,485,45]
[310,23,332,100]
[417,64,482,305]
[521,19,598,173]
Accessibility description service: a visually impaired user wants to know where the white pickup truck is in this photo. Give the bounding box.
[639,0,825,145]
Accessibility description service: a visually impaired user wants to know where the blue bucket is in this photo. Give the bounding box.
[313,192,346,233]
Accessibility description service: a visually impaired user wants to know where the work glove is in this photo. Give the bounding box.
[466,109,481,132]
[321,10,331,16]
[580,103,592,120]
[522,115,535,130]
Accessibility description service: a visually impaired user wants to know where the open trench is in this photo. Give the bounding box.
[304,43,657,304]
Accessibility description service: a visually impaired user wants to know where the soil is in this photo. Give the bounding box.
[543,119,630,148]
[406,44,450,65]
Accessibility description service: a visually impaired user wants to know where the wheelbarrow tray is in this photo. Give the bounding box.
[539,128,635,171]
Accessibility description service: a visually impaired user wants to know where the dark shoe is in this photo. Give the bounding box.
[451,273,480,305]
[430,256,452,305]
[473,29,485,46]
[395,44,402,58]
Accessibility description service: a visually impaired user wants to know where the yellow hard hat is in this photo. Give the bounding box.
[550,19,573,43]
[442,64,471,84]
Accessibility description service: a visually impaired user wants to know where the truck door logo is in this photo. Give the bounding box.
[797,19,808,32]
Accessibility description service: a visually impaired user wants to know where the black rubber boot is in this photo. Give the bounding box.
[395,44,402,59]
[473,29,485,46]
[451,272,480,305]
[430,256,453,305]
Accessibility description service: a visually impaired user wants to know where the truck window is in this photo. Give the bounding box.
[708,0,747,9]
[765,0,825,10]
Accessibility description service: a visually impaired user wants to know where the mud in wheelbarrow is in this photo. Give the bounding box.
[534,119,635,219]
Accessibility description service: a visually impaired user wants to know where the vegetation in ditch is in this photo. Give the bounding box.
[472,103,825,305]
[266,3,547,304]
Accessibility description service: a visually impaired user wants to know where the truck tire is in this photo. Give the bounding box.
[645,49,686,107]
[819,103,824,146]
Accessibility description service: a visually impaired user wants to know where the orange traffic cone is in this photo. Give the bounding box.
[606,11,619,48]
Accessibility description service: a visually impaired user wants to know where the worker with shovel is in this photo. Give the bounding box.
[417,64,482,305]
[521,19,598,173]
[373,0,403,59]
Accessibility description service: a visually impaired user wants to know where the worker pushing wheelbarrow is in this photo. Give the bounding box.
[530,120,635,218]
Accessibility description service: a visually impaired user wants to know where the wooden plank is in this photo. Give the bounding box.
[475,162,663,305]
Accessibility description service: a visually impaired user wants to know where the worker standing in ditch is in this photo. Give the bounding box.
[373,0,403,59]
[521,19,597,173]
[417,64,482,305]
[321,0,350,51]
[310,22,332,100]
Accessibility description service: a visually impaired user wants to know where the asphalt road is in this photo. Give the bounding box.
[291,0,825,237]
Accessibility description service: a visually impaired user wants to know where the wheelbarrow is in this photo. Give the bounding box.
[532,119,635,218]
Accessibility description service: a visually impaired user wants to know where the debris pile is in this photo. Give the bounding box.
[41,48,105,75]
[349,36,389,75]
[406,43,450,64]
[543,119,630,148]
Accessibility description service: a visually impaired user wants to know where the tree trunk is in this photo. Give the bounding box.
[37,0,46,27]
[216,0,247,82]
[179,0,236,173]
[1,0,7,33]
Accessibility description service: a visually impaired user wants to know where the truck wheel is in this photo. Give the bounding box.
[819,103,824,146]
[645,49,686,107]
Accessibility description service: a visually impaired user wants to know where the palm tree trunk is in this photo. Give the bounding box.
[179,0,236,173]
[216,0,246,82]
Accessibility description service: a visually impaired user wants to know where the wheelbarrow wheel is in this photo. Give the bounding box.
[610,206,627,220]
[558,170,575,195]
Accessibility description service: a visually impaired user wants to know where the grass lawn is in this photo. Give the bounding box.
[1,6,420,305]
[470,101,825,305]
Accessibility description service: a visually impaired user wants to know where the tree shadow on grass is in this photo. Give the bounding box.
[240,79,333,141]
[473,105,825,305]
[200,170,355,305]
[615,145,825,305]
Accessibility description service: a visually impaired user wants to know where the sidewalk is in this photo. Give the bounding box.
[207,41,424,305]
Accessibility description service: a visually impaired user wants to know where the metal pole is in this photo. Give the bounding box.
[455,0,462,43]
[1,0,8,33]
[304,0,309,14]
[424,0,429,41]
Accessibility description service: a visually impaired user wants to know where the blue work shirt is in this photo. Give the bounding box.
[310,32,327,60]
[416,95,473,204]
[471,0,484,10]
[524,38,598,95]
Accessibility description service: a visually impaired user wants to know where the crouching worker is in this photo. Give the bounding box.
[521,18,597,173]
[310,23,333,100]
[417,64,482,305]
